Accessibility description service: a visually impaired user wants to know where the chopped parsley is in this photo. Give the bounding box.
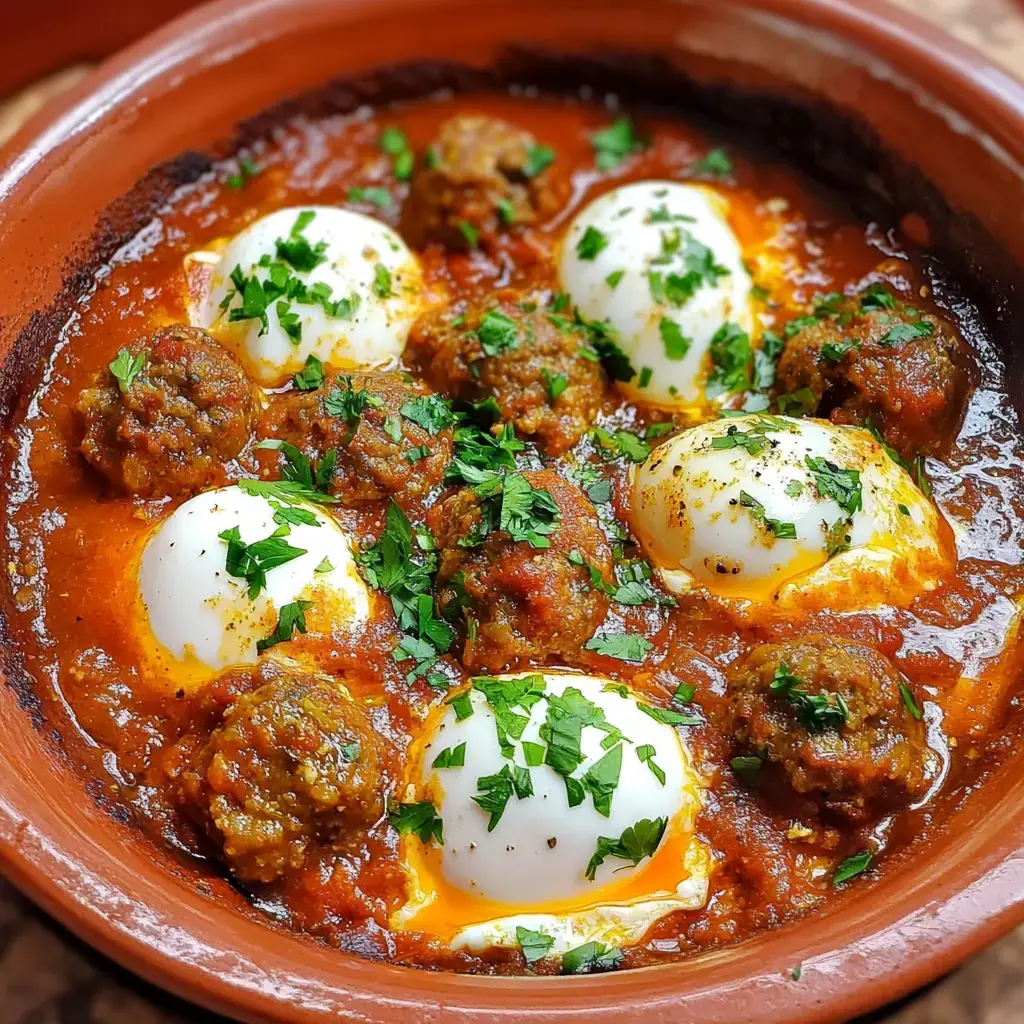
[472,674,547,759]
[688,147,733,178]
[226,156,259,190]
[731,755,764,774]
[109,348,146,393]
[804,456,863,516]
[458,220,480,249]
[275,210,328,273]
[859,283,897,311]
[347,185,392,209]
[706,322,752,397]
[389,801,443,844]
[878,319,934,346]
[399,393,455,435]
[444,422,524,486]
[636,743,666,785]
[659,317,691,361]
[606,269,625,289]
[585,816,666,880]
[824,516,853,557]
[832,850,872,886]
[447,690,474,720]
[590,117,645,170]
[899,682,923,720]
[738,490,797,540]
[293,353,324,392]
[820,337,860,362]
[561,942,624,975]
[496,197,516,224]
[218,522,306,600]
[473,764,532,830]
[542,368,568,402]
[523,144,555,178]
[590,426,651,464]
[256,599,313,653]
[516,926,555,966]
[470,472,561,548]
[379,126,414,181]
[371,262,392,299]
[585,631,653,663]
[637,702,701,726]
[476,309,520,356]
[576,225,609,261]
[775,387,818,417]
[710,417,788,456]
[770,661,850,732]
[638,367,653,388]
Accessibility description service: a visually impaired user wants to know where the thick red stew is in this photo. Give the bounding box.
[3,88,1024,976]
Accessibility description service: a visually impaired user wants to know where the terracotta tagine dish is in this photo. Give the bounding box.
[2,1,1024,1021]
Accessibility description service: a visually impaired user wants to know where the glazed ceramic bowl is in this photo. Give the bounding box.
[3,1,1024,1021]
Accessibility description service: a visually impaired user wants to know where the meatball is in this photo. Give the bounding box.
[408,300,606,455]
[723,636,933,819]
[429,469,611,671]
[263,371,453,506]
[775,292,968,458]
[174,668,385,884]
[77,324,257,498]
[402,115,562,251]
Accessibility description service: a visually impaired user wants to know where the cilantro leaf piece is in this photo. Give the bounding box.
[590,426,650,464]
[737,490,797,540]
[635,743,666,785]
[824,516,853,557]
[293,353,324,392]
[659,317,691,360]
[585,631,653,663]
[473,764,528,830]
[804,455,863,515]
[542,368,568,402]
[256,599,313,653]
[706,322,752,397]
[523,144,555,178]
[372,262,393,299]
[576,225,609,261]
[389,801,443,844]
[275,211,328,273]
[859,283,897,311]
[473,673,547,759]
[832,850,872,886]
[636,702,701,726]
[878,320,934,346]
[473,472,561,549]
[218,523,307,600]
[447,691,474,720]
[516,926,555,966]
[581,743,623,817]
[475,309,520,356]
[688,147,733,179]
[444,422,524,486]
[899,681,923,720]
[591,118,645,170]
[347,186,392,209]
[770,661,850,732]
[561,942,624,975]
[399,393,455,435]
[585,816,667,880]
[109,349,146,393]
[432,742,467,769]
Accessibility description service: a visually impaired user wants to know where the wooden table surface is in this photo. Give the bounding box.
[1,1,1022,1021]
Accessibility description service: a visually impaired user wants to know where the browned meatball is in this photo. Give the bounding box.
[723,636,933,820]
[401,115,562,251]
[77,324,257,497]
[263,371,453,506]
[174,668,385,884]
[775,291,968,459]
[429,469,611,671]
[408,300,606,455]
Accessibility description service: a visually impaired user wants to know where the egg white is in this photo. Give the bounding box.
[393,671,708,956]
[135,485,369,688]
[185,205,425,385]
[558,181,754,410]
[629,414,954,612]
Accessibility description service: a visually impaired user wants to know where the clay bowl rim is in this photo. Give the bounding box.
[3,0,1024,1022]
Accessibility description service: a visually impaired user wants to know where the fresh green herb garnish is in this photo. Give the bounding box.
[878,320,934,347]
[476,309,520,356]
[636,703,701,726]
[293,353,324,392]
[561,942,624,975]
[226,156,259,189]
[389,801,443,844]
[738,490,797,540]
[590,426,650,464]
[109,349,146,393]
[218,523,306,600]
[523,144,556,178]
[590,117,645,170]
[899,682,923,720]
[833,850,872,886]
[804,456,863,515]
[576,225,609,261]
[347,185,392,209]
[542,368,568,402]
[731,755,764,774]
[399,393,455,435]
[820,337,860,362]
[770,661,850,732]
[458,220,480,249]
[585,631,653,663]
[636,743,666,785]
[516,926,555,966]
[585,817,666,880]
[256,599,313,652]
[688,147,733,178]
[606,269,625,289]
[432,742,467,769]
[659,317,691,361]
